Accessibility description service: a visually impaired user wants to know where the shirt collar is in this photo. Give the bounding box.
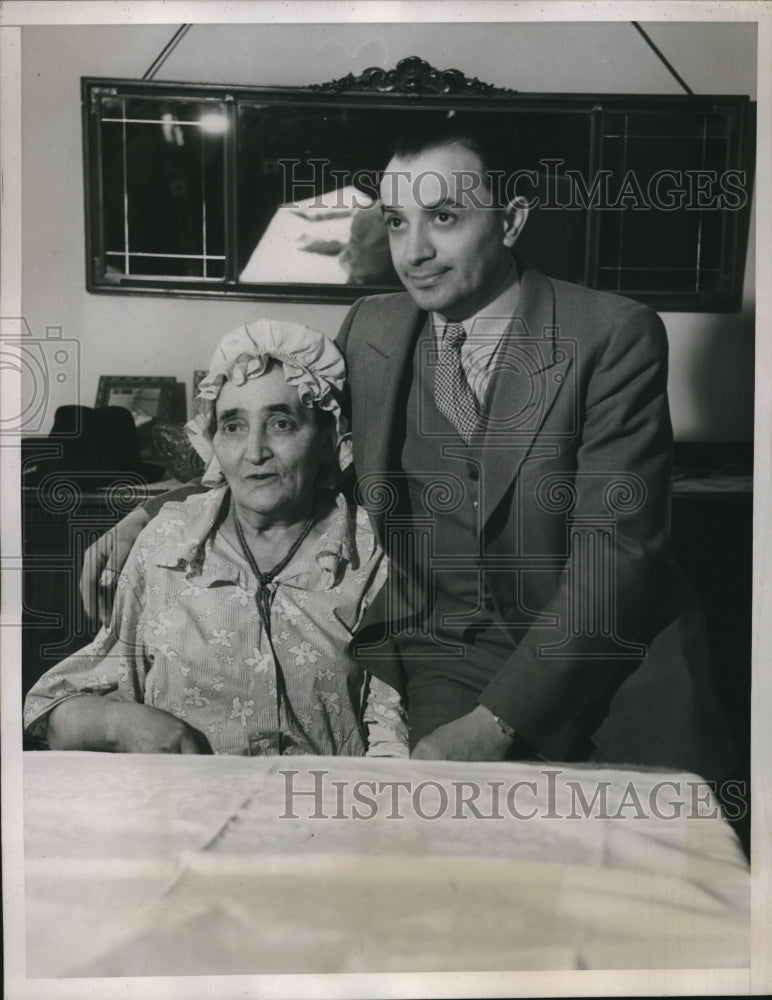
[150,486,228,577]
[431,259,521,344]
[152,487,357,591]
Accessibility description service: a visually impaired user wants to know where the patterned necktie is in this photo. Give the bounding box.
[434,322,479,443]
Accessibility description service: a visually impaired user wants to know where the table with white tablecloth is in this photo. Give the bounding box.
[23,751,749,977]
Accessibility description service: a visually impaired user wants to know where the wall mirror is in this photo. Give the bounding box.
[83,58,755,311]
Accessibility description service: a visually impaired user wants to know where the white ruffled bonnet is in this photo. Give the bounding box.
[185,319,351,486]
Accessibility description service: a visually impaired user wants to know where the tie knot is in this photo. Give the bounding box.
[443,322,466,350]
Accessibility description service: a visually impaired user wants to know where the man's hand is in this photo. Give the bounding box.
[80,507,150,626]
[411,705,514,761]
[47,697,212,754]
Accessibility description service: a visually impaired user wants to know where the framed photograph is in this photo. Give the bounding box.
[95,375,176,430]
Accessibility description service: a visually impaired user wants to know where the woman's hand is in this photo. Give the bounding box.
[79,507,151,626]
[47,697,213,754]
[104,702,213,754]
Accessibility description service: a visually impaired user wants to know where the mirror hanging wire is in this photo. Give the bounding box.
[142,24,193,81]
[630,22,694,95]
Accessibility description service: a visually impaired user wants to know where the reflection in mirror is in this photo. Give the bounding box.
[239,185,397,286]
[235,104,593,289]
[98,95,228,280]
[236,103,427,288]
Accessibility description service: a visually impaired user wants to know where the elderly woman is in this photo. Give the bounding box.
[24,322,407,757]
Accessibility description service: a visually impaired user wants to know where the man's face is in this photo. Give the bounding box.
[379,142,526,320]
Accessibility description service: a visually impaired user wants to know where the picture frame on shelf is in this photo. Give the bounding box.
[95,375,176,425]
[95,375,177,452]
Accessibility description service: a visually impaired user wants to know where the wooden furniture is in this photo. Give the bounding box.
[670,448,753,854]
[21,480,179,704]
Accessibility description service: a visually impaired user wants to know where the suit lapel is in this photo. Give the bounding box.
[481,262,574,521]
[355,295,426,533]
[352,267,573,532]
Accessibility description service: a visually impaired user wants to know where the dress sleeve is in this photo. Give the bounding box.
[143,478,207,518]
[23,533,153,741]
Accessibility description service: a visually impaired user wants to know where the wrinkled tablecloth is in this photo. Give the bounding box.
[23,751,749,976]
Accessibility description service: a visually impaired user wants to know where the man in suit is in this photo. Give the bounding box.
[335,119,734,777]
[81,119,734,778]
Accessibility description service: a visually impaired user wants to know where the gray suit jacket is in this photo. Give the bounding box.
[337,260,736,780]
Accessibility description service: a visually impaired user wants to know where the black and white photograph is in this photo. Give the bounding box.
[1,2,770,997]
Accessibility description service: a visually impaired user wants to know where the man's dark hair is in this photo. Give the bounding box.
[390,115,517,207]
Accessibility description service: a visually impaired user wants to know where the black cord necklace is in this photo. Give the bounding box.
[233,511,315,629]
[232,508,318,747]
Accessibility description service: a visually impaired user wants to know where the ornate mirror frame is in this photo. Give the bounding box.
[83,57,755,311]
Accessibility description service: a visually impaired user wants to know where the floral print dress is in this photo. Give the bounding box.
[24,487,407,756]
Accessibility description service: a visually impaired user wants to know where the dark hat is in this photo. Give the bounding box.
[22,405,165,489]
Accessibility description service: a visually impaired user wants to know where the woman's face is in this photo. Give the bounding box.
[213,367,333,526]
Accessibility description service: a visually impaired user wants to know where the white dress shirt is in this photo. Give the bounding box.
[431,262,521,405]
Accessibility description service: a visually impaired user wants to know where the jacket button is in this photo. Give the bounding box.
[472,500,479,511]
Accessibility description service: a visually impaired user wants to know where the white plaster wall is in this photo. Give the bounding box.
[20,21,757,439]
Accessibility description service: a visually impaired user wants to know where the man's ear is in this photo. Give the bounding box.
[502,196,529,248]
